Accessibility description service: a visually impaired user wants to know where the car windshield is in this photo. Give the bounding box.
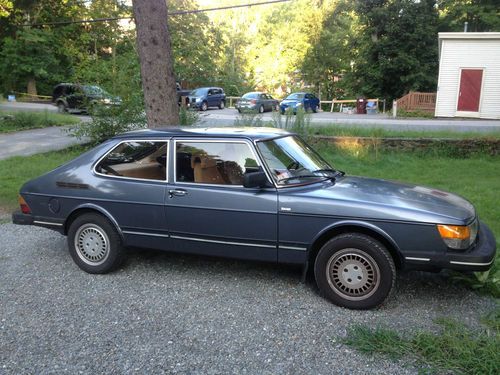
[256,135,336,186]
[83,85,109,97]
[190,88,208,96]
[286,93,305,100]
[242,93,259,99]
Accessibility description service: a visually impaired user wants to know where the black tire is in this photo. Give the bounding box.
[219,100,225,109]
[57,102,66,113]
[274,104,280,111]
[314,233,396,310]
[237,108,241,113]
[67,213,125,274]
[258,105,264,113]
[201,101,208,111]
[312,104,318,113]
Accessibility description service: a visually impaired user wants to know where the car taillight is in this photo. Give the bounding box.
[19,195,31,214]
[250,99,257,104]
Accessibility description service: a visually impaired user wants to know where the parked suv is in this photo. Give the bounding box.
[188,87,226,111]
[52,83,121,113]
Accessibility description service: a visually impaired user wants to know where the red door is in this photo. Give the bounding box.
[457,69,483,112]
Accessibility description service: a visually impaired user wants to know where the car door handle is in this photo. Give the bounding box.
[169,189,188,197]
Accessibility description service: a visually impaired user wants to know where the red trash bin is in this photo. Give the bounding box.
[356,97,367,114]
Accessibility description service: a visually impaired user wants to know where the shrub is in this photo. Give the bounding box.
[68,92,146,145]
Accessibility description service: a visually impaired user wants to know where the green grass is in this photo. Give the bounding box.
[0,110,80,133]
[0,145,89,211]
[343,314,500,375]
[310,125,500,139]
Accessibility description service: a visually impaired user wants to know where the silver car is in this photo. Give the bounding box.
[236,92,280,113]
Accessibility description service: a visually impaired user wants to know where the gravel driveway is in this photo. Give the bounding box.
[0,224,495,374]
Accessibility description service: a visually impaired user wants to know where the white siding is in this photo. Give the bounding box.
[435,38,500,119]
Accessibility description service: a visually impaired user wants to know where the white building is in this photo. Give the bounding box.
[435,32,500,120]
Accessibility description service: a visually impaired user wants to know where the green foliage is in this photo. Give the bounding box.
[178,107,199,126]
[439,0,500,32]
[396,109,435,119]
[271,107,311,136]
[0,110,79,132]
[351,0,440,101]
[310,125,500,139]
[68,93,146,145]
[343,316,500,375]
[234,110,266,128]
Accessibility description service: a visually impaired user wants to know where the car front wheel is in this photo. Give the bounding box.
[314,233,395,309]
[258,105,264,113]
[219,100,225,109]
[67,213,124,274]
[57,102,67,113]
[201,101,208,111]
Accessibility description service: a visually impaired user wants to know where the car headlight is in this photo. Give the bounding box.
[437,220,478,250]
[295,102,302,107]
[195,98,201,102]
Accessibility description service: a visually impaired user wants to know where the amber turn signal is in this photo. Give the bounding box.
[437,225,470,239]
[18,195,31,214]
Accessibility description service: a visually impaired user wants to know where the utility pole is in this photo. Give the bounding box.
[132,0,179,127]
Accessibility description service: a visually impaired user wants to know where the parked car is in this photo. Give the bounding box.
[12,128,496,309]
[52,83,121,114]
[235,92,279,113]
[280,92,320,114]
[176,82,191,106]
[188,87,226,111]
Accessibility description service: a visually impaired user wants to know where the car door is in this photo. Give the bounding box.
[304,94,313,110]
[261,94,270,111]
[165,138,278,261]
[93,139,170,249]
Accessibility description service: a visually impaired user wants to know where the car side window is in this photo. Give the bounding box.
[95,141,168,181]
[175,141,258,185]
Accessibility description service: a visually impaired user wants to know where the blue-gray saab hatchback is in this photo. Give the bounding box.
[13,128,496,309]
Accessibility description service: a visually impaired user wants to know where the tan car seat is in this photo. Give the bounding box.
[191,155,224,184]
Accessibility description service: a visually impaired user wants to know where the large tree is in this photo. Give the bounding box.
[132,0,179,127]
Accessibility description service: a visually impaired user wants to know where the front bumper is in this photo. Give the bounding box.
[405,221,496,272]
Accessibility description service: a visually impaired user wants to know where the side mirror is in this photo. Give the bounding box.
[243,170,269,188]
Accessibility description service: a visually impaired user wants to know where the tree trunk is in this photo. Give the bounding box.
[27,77,37,96]
[132,0,179,127]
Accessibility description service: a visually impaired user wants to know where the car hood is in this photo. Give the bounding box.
[279,176,476,225]
[281,99,301,106]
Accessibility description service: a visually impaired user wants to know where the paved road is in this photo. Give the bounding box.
[197,109,500,133]
[0,224,495,374]
[3,102,500,133]
[0,126,88,160]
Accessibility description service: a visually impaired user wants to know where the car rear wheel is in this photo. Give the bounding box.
[201,101,208,111]
[57,102,66,113]
[67,213,124,274]
[274,104,280,111]
[314,233,395,309]
[312,104,319,113]
[219,100,225,109]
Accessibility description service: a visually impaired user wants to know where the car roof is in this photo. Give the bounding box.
[114,127,292,141]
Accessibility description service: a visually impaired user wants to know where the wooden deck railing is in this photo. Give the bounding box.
[396,92,436,112]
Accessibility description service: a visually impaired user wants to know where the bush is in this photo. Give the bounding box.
[179,106,199,126]
[68,92,146,145]
[271,107,311,136]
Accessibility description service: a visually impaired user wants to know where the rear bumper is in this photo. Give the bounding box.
[405,221,496,272]
[12,211,65,233]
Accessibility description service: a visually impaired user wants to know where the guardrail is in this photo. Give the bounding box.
[10,92,52,103]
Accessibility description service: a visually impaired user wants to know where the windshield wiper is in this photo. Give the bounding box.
[313,168,345,178]
[278,174,336,184]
